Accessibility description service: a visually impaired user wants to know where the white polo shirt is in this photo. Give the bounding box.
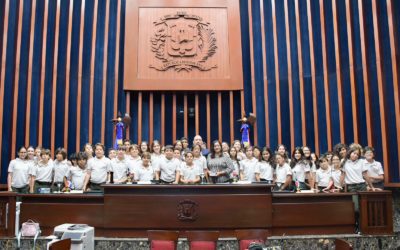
[316,167,332,187]
[342,159,368,184]
[66,166,87,190]
[87,156,112,184]
[364,160,384,180]
[239,158,258,182]
[331,168,342,188]
[193,155,207,175]
[275,163,292,184]
[111,158,129,182]
[30,161,54,182]
[134,165,155,181]
[127,156,142,174]
[255,161,273,181]
[8,158,32,188]
[179,163,199,181]
[292,162,311,182]
[53,160,70,183]
[156,157,180,182]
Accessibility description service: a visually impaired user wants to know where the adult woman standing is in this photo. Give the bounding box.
[8,146,32,193]
[207,140,234,183]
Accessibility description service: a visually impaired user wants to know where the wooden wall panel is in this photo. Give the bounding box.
[0,0,399,186]
[25,0,37,146]
[10,0,24,158]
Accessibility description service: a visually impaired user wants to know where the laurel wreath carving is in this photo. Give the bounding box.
[198,25,217,62]
[150,26,168,62]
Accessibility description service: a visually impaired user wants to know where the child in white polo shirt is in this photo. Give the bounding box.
[111,147,129,183]
[134,152,155,182]
[342,147,374,192]
[156,145,180,184]
[255,147,274,183]
[53,147,70,191]
[274,153,292,191]
[64,152,88,191]
[363,146,384,190]
[315,156,333,192]
[29,149,54,193]
[179,151,200,184]
[240,146,258,182]
[83,143,112,191]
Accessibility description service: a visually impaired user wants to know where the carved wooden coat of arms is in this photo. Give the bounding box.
[177,199,198,221]
[150,12,217,72]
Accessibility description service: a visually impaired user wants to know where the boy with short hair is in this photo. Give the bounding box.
[156,145,180,184]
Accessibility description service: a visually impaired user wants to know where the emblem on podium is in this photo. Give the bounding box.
[177,199,198,221]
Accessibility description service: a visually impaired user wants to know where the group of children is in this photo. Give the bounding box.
[7,135,384,193]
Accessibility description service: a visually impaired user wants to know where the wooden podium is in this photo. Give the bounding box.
[103,184,273,237]
[0,186,391,237]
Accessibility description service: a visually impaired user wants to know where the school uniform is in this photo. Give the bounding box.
[239,158,258,182]
[179,163,199,183]
[331,168,343,189]
[255,161,273,183]
[65,166,87,190]
[364,160,384,189]
[30,161,54,193]
[316,167,332,190]
[134,165,155,181]
[8,158,31,193]
[274,163,292,191]
[156,157,181,183]
[292,161,311,189]
[151,154,164,169]
[87,156,112,190]
[342,159,368,192]
[193,155,207,175]
[53,160,70,190]
[127,156,142,174]
[111,158,129,183]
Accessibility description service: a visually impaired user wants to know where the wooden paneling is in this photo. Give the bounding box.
[306,0,320,155]
[332,0,345,143]
[295,0,306,147]
[11,0,24,158]
[359,191,393,234]
[248,0,258,146]
[284,0,294,151]
[386,0,400,181]
[346,0,359,143]
[0,0,10,169]
[371,0,389,177]
[319,0,332,151]
[271,0,282,144]
[259,0,270,147]
[124,0,243,91]
[64,0,74,151]
[38,0,50,147]
[88,0,99,144]
[25,0,37,146]
[76,0,86,151]
[100,0,111,144]
[358,0,373,146]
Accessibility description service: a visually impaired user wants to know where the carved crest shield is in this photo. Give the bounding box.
[150,12,217,72]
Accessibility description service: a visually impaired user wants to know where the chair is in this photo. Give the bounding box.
[186,230,220,250]
[235,229,269,250]
[147,230,180,250]
[335,239,353,250]
[49,238,72,250]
